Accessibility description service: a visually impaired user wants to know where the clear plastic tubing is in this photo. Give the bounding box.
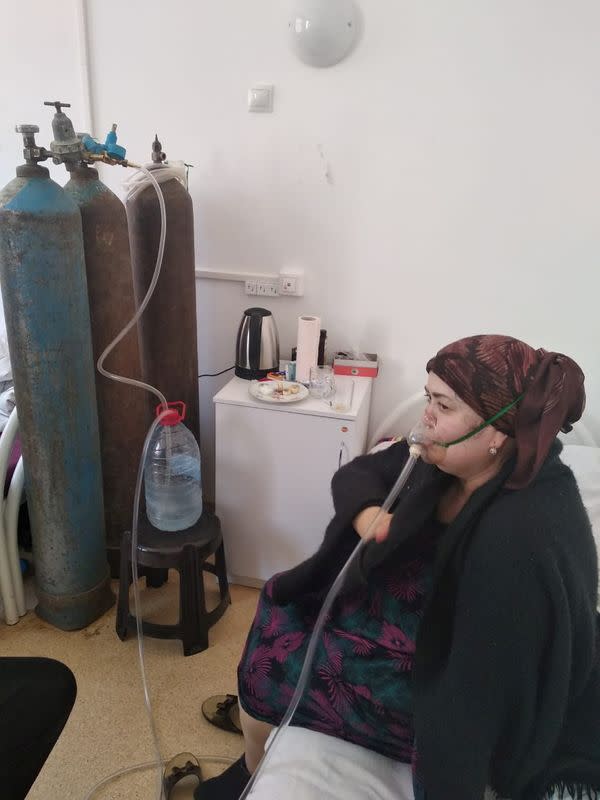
[86,163,169,800]
[83,755,235,800]
[240,435,427,799]
[130,413,168,799]
[96,165,168,411]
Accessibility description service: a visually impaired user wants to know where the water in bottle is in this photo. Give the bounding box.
[144,401,203,531]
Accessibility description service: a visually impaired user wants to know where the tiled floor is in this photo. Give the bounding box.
[2,574,259,799]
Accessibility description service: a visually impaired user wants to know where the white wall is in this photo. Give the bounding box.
[0,1,89,387]
[0,2,87,190]
[4,1,600,501]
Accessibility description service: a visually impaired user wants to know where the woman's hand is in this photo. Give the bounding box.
[353,506,393,543]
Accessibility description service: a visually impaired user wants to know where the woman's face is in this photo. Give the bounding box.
[418,372,509,479]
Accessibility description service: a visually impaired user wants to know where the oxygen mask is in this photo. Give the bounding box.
[407,418,448,464]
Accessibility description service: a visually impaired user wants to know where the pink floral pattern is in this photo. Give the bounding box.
[238,520,444,768]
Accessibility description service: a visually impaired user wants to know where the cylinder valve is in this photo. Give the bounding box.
[15,124,49,165]
[44,101,83,163]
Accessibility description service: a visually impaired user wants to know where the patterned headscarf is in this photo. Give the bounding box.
[426,335,586,489]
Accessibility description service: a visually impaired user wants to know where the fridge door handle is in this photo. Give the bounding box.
[338,440,350,469]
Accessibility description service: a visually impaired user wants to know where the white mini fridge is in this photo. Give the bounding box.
[214,376,372,587]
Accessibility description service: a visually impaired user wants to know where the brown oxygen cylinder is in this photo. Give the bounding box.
[125,136,200,444]
[64,164,150,574]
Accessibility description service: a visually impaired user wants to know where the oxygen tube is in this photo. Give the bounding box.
[433,394,524,448]
[85,144,524,798]
[239,398,524,797]
[238,433,426,798]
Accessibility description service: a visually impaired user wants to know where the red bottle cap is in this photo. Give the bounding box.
[155,401,186,426]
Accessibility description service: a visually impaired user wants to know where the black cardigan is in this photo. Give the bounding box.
[272,439,600,800]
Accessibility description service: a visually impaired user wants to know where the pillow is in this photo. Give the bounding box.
[560,445,600,541]
[559,445,600,609]
[369,436,404,456]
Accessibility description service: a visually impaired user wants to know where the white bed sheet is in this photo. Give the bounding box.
[249,727,415,800]
[560,444,600,610]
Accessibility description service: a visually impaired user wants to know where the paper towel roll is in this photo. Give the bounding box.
[295,315,321,384]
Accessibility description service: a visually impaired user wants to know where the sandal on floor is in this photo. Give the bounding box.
[163,752,202,797]
[201,694,242,735]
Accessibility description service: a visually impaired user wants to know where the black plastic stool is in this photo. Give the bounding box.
[116,511,230,656]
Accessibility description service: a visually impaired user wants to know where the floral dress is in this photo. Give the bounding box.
[237,520,445,772]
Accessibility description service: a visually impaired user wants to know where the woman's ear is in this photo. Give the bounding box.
[492,431,515,455]
[491,431,509,449]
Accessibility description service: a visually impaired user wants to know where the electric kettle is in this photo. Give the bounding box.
[235,308,280,379]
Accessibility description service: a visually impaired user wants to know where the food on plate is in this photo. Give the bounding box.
[253,380,302,401]
[272,382,300,398]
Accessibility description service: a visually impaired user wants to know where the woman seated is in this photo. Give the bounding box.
[197,334,600,800]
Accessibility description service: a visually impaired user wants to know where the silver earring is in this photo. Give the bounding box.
[489,446,498,456]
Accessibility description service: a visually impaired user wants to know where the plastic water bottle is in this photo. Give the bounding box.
[144,401,203,532]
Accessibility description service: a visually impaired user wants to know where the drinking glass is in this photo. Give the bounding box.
[309,365,335,399]
[330,378,354,412]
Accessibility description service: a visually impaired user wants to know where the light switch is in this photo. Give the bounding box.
[248,85,274,113]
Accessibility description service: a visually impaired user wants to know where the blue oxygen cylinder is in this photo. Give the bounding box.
[0,125,113,630]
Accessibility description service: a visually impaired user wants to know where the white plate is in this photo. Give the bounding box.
[249,380,309,404]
